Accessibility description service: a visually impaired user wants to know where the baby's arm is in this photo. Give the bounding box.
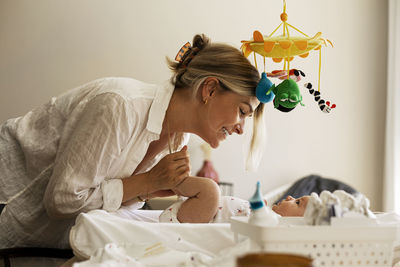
[173,176,220,223]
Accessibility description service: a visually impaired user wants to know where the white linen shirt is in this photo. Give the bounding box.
[0,77,189,248]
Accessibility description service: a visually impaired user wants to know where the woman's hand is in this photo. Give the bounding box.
[146,146,191,192]
[121,146,190,204]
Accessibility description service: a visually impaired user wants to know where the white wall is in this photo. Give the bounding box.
[0,0,388,210]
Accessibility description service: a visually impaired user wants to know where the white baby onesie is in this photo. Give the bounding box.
[159,196,250,223]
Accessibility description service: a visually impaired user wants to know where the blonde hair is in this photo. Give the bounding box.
[167,34,266,171]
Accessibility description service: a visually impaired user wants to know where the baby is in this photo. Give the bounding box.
[272,195,310,217]
[159,176,309,223]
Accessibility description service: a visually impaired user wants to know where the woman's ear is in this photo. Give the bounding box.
[201,77,219,102]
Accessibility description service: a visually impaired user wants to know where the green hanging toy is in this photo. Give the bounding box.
[270,79,304,112]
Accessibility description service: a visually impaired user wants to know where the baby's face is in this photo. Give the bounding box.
[272,195,310,216]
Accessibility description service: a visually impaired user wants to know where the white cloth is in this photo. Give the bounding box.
[72,242,213,267]
[69,210,400,267]
[0,77,189,248]
[69,210,236,262]
[304,190,375,225]
[112,204,161,223]
[71,239,253,267]
[159,196,250,223]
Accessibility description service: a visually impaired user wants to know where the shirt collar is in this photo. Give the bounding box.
[146,80,175,135]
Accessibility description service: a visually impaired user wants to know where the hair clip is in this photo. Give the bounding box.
[175,42,191,62]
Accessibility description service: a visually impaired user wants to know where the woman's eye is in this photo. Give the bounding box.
[240,109,246,116]
[295,200,300,205]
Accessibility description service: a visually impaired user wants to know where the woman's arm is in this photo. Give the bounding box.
[44,93,135,219]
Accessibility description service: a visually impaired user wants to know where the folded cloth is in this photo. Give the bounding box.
[304,190,375,225]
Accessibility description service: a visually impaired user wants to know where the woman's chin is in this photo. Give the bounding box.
[209,140,220,149]
[199,134,224,149]
[209,136,223,148]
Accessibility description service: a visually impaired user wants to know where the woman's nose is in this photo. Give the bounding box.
[234,121,244,135]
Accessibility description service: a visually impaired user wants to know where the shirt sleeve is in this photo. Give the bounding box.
[44,93,135,219]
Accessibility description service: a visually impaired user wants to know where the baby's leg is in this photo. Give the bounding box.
[173,176,220,223]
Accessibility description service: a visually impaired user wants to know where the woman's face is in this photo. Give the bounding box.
[272,195,310,216]
[199,78,259,148]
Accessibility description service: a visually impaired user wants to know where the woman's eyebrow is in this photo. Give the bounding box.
[244,102,254,113]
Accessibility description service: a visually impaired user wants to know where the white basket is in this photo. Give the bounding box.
[230,216,398,267]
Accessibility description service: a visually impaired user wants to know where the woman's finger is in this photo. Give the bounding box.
[170,147,189,161]
[175,164,190,175]
[171,158,190,169]
[163,152,187,163]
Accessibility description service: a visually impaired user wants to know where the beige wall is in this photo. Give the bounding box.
[0,0,388,210]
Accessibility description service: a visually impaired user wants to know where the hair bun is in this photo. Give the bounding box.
[192,34,210,51]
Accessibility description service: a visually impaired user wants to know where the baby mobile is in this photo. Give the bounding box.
[241,0,336,113]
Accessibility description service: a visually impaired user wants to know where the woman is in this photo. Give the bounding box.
[0,34,265,248]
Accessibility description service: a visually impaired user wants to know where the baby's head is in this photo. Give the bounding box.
[272,195,310,216]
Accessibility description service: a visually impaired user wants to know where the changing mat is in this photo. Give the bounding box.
[69,210,241,266]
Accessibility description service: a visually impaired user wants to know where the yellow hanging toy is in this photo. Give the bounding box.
[241,0,335,113]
